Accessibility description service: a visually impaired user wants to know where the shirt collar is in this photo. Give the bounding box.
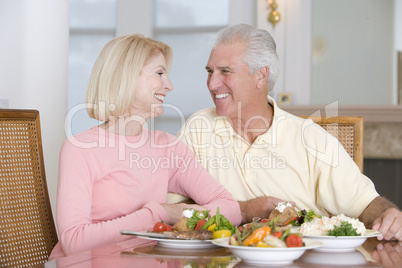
[259,95,287,145]
[213,115,234,137]
[213,95,288,145]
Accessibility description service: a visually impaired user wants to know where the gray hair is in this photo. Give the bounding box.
[212,24,280,91]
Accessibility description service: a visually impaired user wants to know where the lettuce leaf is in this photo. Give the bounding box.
[215,214,235,233]
[187,210,209,229]
[291,209,320,226]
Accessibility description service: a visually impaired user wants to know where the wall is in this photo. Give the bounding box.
[257,0,312,104]
[0,0,69,219]
[311,0,394,105]
[257,0,400,105]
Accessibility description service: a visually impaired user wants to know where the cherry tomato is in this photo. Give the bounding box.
[153,222,167,232]
[195,219,207,230]
[286,234,303,247]
[165,224,173,231]
[261,219,270,223]
[273,231,282,238]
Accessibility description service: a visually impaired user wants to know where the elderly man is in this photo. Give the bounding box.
[171,24,402,241]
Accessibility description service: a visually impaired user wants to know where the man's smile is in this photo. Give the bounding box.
[215,93,231,100]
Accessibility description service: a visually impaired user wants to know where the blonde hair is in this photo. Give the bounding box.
[86,34,173,121]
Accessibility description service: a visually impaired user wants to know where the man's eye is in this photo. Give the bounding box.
[157,72,164,76]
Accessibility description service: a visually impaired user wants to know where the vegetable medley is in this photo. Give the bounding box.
[228,204,365,248]
[229,220,303,248]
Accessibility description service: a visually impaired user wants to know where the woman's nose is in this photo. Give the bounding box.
[165,78,173,92]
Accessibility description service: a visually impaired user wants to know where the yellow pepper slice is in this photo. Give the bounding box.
[207,223,217,231]
[213,230,232,239]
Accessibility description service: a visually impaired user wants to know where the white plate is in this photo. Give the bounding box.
[297,229,381,252]
[120,230,215,249]
[212,237,323,265]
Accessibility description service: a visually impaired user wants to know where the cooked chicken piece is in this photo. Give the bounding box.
[268,206,298,226]
[163,230,213,240]
[177,229,213,240]
[163,231,180,238]
[172,217,193,232]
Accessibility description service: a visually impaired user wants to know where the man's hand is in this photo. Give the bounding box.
[372,208,402,241]
[238,196,295,224]
[359,196,402,241]
[371,242,402,267]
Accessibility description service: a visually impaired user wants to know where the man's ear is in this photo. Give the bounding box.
[256,66,269,89]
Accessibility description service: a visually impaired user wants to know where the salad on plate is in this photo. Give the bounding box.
[286,206,381,252]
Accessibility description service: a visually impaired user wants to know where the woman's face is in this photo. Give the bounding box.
[131,51,173,119]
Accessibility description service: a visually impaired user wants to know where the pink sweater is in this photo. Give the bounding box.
[49,127,241,259]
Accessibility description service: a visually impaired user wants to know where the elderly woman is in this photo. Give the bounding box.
[49,34,241,259]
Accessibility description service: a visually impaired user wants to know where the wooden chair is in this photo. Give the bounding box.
[0,109,58,267]
[300,116,364,172]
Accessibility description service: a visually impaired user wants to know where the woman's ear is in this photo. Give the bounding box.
[256,66,269,89]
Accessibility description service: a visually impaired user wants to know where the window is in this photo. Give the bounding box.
[68,0,255,136]
[67,0,116,136]
[152,0,230,134]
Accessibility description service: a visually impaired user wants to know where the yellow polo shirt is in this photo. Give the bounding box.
[172,97,379,218]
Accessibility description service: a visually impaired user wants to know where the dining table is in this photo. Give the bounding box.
[34,236,401,268]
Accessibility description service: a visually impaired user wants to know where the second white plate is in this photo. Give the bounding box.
[301,229,382,252]
[212,237,323,265]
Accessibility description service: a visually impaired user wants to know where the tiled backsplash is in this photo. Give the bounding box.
[364,122,402,159]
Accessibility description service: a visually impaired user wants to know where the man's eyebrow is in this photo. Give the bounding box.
[218,66,232,71]
[205,66,233,71]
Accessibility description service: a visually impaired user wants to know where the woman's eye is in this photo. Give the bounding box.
[157,72,164,76]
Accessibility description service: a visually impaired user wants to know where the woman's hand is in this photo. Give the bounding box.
[161,203,208,225]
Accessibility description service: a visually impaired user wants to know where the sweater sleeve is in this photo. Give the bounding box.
[56,140,170,256]
[166,139,242,226]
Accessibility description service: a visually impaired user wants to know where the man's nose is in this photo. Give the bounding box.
[207,73,222,91]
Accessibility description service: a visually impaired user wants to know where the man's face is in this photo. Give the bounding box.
[206,42,259,119]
